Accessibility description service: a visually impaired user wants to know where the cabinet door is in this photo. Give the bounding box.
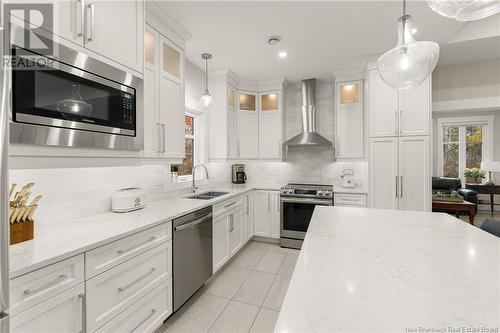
[369,137,399,210]
[369,71,398,137]
[336,81,364,159]
[253,191,271,237]
[259,92,282,158]
[399,136,430,211]
[399,77,430,136]
[213,215,229,273]
[160,35,183,84]
[143,26,161,157]
[227,108,238,158]
[238,92,259,158]
[228,208,243,256]
[11,284,84,333]
[270,192,281,238]
[243,193,254,241]
[84,0,144,73]
[159,77,184,158]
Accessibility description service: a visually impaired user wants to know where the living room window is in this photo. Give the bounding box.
[438,116,494,182]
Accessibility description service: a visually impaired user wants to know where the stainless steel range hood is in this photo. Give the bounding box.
[284,79,333,146]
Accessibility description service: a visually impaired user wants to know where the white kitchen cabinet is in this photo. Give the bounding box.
[243,192,254,241]
[143,25,185,159]
[209,82,238,159]
[238,92,259,158]
[369,70,430,138]
[336,81,364,159]
[213,214,229,273]
[369,136,430,211]
[253,190,280,238]
[334,193,368,207]
[10,284,85,333]
[228,207,243,256]
[259,92,283,159]
[84,0,144,73]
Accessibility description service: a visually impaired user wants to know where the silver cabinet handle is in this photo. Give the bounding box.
[24,274,67,295]
[267,193,270,212]
[277,195,280,212]
[229,215,234,232]
[118,268,156,292]
[77,0,84,37]
[175,213,212,231]
[227,137,230,155]
[161,123,166,153]
[246,195,249,214]
[399,110,403,135]
[117,236,156,256]
[395,176,398,198]
[86,3,94,42]
[237,139,240,156]
[224,202,236,209]
[156,123,161,153]
[130,309,157,333]
[394,110,398,135]
[400,176,403,198]
[78,293,86,333]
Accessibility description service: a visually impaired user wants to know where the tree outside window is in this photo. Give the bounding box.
[442,124,483,179]
[171,115,194,176]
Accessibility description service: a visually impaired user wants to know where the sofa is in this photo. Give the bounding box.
[432,177,478,213]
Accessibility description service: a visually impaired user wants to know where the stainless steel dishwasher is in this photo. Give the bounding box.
[173,206,213,311]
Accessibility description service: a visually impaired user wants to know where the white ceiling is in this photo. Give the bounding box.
[155,1,496,81]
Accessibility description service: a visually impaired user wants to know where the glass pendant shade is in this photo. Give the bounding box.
[427,0,500,21]
[377,15,440,90]
[199,89,213,107]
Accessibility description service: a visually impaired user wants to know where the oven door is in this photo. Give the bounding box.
[280,197,332,239]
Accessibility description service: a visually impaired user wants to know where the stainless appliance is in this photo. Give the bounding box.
[173,206,213,311]
[280,183,333,249]
[0,23,10,333]
[231,164,247,184]
[9,39,143,151]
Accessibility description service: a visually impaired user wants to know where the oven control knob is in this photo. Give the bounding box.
[288,189,294,194]
[317,190,323,196]
[323,190,330,196]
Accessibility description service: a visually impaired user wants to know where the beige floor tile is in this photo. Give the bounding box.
[266,244,289,254]
[246,241,273,251]
[255,251,286,274]
[277,253,299,276]
[163,293,229,333]
[205,266,251,298]
[208,301,259,333]
[230,247,266,269]
[262,275,291,311]
[233,270,276,306]
[249,308,280,333]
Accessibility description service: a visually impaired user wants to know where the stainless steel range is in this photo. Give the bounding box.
[280,183,333,249]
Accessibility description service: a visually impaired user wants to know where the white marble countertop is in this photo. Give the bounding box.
[9,183,281,279]
[275,207,500,332]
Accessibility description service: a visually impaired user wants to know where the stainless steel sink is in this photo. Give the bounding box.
[186,191,229,200]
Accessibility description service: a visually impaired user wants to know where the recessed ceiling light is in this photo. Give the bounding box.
[267,35,282,45]
[278,51,287,58]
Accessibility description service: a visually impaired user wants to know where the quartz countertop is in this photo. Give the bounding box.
[274,206,500,332]
[9,183,281,279]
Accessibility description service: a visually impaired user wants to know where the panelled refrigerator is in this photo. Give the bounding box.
[0,3,10,331]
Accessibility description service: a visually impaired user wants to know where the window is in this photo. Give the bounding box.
[171,114,195,177]
[438,116,494,182]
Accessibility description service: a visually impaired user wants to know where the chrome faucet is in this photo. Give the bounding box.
[192,164,209,192]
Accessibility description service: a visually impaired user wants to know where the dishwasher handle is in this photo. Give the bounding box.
[174,213,212,231]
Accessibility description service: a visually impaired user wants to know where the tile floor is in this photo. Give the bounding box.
[457,211,500,227]
[158,240,299,333]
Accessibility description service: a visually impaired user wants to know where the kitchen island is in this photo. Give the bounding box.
[274,207,500,333]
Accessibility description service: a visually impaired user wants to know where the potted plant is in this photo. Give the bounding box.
[463,167,485,184]
[171,165,179,183]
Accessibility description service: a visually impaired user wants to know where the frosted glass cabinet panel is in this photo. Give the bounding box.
[339,83,360,105]
[239,94,256,111]
[162,38,182,82]
[261,93,279,111]
[227,85,237,109]
[144,30,156,66]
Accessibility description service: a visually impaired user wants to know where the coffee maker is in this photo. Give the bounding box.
[232,164,247,184]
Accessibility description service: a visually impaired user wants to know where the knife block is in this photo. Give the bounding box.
[10,220,34,245]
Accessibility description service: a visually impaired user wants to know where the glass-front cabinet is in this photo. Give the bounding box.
[237,92,259,158]
[161,37,183,84]
[259,92,282,158]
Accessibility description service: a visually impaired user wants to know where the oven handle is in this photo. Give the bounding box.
[280,197,333,206]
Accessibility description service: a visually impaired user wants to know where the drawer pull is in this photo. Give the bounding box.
[224,202,236,209]
[118,268,156,292]
[117,236,156,255]
[23,274,68,295]
[130,309,157,333]
[340,198,361,202]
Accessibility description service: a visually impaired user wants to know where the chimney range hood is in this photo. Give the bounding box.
[283,79,333,147]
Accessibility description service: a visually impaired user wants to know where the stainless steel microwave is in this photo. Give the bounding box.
[8,40,143,151]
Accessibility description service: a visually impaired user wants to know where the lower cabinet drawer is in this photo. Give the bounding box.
[334,193,368,207]
[11,283,85,333]
[86,241,172,332]
[95,278,172,333]
[10,254,84,315]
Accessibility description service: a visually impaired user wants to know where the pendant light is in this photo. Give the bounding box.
[377,0,440,90]
[427,0,500,21]
[199,53,213,107]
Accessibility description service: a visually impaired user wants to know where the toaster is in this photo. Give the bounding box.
[112,187,146,213]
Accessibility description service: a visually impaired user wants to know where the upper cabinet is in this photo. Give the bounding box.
[259,92,282,159]
[369,70,430,138]
[335,81,364,159]
[143,24,185,159]
[238,92,259,158]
